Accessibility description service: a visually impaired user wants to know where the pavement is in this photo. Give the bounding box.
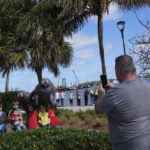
[57,105,94,112]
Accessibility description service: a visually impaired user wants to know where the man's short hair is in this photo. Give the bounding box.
[115,55,136,74]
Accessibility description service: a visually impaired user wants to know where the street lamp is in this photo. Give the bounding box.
[117,21,126,55]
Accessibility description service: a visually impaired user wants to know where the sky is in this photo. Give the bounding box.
[0,3,150,92]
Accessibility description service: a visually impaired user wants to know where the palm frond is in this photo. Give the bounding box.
[114,0,150,9]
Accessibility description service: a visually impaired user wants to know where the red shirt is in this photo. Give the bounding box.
[28,110,38,129]
[8,114,21,121]
[8,114,21,125]
[48,109,59,126]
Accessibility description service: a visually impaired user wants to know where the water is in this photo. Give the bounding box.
[57,86,99,107]
[58,78,150,107]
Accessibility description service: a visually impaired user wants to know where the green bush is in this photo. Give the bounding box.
[0,91,18,113]
[57,109,75,118]
[0,128,111,150]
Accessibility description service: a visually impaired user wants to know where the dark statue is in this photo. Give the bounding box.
[17,91,30,111]
[17,78,56,111]
[30,78,56,108]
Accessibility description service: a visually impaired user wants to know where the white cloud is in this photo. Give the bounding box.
[104,3,122,21]
[74,48,98,59]
[65,33,98,49]
[70,60,86,71]
[105,43,113,53]
[90,3,122,22]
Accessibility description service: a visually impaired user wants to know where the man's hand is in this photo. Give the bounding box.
[94,87,106,114]
[97,87,106,99]
[95,83,114,114]
[106,83,114,89]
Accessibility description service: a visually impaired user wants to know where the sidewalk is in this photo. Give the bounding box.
[57,105,94,112]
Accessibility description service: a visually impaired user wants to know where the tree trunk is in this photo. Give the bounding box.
[97,9,107,75]
[35,68,42,84]
[5,70,10,92]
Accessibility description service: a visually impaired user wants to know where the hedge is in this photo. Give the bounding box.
[0,91,18,113]
[0,128,112,150]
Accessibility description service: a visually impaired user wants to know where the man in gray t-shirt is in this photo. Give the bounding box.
[95,55,150,150]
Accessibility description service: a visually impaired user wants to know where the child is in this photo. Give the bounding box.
[8,110,26,131]
[38,105,50,129]
[28,105,38,130]
[48,108,59,128]
[8,101,24,123]
[0,104,7,132]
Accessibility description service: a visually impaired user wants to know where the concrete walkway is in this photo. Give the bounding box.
[57,106,94,112]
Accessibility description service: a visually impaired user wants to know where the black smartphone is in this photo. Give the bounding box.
[100,75,108,88]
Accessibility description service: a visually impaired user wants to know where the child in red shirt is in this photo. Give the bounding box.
[28,105,38,130]
[8,110,26,131]
[48,108,59,128]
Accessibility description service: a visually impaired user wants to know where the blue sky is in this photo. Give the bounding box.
[0,4,149,92]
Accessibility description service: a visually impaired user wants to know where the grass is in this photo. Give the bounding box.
[57,109,108,131]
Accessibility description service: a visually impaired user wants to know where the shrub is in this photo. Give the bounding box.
[0,91,18,113]
[57,109,75,118]
[0,128,112,150]
[84,109,96,115]
[57,109,108,130]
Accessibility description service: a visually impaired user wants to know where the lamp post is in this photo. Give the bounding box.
[117,21,126,55]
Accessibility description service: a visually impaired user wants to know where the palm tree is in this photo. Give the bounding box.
[28,39,73,84]
[0,0,29,92]
[0,48,27,92]
[0,0,74,88]
[59,0,150,75]
[25,0,74,84]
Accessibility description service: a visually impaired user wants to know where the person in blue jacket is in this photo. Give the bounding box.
[0,103,7,132]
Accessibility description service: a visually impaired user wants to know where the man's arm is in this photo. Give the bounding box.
[95,83,114,114]
[94,88,105,114]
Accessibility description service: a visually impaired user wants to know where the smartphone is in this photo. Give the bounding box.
[100,75,108,88]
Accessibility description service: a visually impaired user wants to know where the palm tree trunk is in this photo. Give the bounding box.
[35,68,42,84]
[97,9,107,75]
[5,70,10,92]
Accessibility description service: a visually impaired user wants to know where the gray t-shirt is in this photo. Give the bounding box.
[99,78,150,150]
